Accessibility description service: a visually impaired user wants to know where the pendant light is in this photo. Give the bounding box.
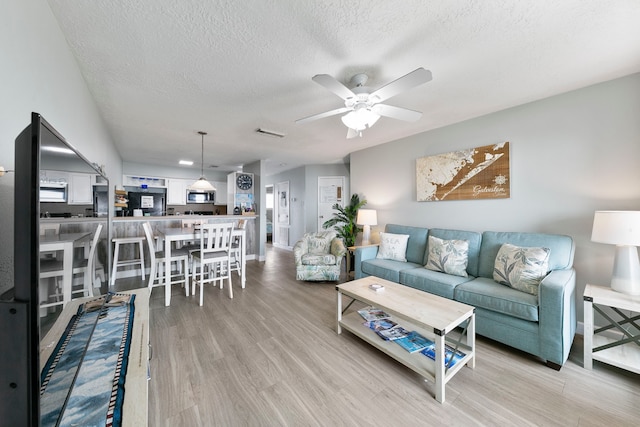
[189,131,216,192]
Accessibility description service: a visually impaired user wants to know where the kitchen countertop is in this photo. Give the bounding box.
[112,214,257,221]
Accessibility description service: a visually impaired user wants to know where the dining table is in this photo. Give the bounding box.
[39,231,91,307]
[157,227,246,306]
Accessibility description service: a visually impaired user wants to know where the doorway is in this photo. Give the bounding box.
[317,176,346,232]
[265,185,273,243]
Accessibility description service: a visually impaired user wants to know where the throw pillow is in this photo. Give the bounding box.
[376,232,410,262]
[493,243,550,295]
[308,235,331,253]
[425,235,469,277]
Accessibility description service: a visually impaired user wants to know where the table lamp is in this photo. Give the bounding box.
[591,210,640,295]
[357,209,377,246]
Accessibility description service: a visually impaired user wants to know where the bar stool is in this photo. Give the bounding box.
[110,235,146,288]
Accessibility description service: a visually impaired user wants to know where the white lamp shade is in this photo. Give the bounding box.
[591,211,640,246]
[189,177,216,192]
[357,209,378,226]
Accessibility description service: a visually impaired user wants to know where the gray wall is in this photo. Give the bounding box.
[0,0,122,294]
[351,73,640,323]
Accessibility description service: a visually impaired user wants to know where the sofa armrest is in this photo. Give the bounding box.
[538,268,576,366]
[354,246,379,279]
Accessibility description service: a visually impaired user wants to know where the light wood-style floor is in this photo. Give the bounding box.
[116,245,639,426]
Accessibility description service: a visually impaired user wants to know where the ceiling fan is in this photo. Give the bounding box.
[296,67,432,139]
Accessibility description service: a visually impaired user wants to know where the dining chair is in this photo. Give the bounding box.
[142,221,191,296]
[39,223,61,259]
[191,222,234,305]
[230,219,245,278]
[71,223,104,298]
[39,258,65,312]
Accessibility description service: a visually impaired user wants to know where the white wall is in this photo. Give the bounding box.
[351,73,640,323]
[0,0,122,293]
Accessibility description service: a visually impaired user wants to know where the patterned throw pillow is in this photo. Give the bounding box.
[376,232,410,262]
[425,235,469,277]
[493,243,550,295]
[308,235,332,253]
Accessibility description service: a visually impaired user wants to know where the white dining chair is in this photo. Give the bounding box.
[39,223,61,259]
[191,222,234,305]
[230,219,245,277]
[71,223,104,298]
[142,222,191,296]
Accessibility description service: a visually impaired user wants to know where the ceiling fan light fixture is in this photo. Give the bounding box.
[189,131,217,192]
[341,107,380,131]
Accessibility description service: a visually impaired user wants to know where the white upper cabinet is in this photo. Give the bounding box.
[68,173,93,205]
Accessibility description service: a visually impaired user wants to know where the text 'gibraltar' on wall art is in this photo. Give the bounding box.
[416,141,510,202]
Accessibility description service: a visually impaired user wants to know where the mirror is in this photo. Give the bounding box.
[38,129,110,335]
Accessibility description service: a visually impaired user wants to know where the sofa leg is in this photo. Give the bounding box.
[546,361,562,371]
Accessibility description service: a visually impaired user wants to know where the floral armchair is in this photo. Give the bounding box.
[293,230,347,281]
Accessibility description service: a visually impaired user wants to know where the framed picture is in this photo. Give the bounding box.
[416,142,510,201]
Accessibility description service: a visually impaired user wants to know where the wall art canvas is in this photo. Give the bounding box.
[416,141,510,201]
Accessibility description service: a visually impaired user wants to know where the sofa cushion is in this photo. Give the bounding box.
[362,258,423,283]
[377,232,410,262]
[385,224,429,264]
[478,231,575,279]
[493,243,550,295]
[301,253,337,266]
[455,277,539,322]
[428,229,482,277]
[425,235,469,277]
[401,268,474,299]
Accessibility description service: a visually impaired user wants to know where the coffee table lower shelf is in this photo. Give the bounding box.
[340,310,472,377]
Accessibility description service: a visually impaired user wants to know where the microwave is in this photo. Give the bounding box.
[186,190,215,204]
[40,182,68,203]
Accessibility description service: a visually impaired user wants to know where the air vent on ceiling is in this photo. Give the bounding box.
[256,128,285,138]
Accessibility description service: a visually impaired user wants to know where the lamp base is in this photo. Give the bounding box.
[611,245,640,296]
[362,225,371,246]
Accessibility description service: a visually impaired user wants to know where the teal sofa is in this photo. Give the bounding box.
[354,224,576,369]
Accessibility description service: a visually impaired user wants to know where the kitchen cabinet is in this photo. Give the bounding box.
[68,173,93,205]
[213,181,227,206]
[167,179,189,205]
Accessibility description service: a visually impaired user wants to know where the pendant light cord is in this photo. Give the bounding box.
[198,131,207,177]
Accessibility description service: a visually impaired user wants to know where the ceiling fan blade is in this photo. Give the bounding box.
[296,107,352,124]
[312,74,356,100]
[372,104,423,122]
[346,128,360,139]
[369,68,432,103]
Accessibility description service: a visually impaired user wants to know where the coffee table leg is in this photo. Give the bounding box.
[467,312,476,369]
[336,289,342,334]
[435,331,445,403]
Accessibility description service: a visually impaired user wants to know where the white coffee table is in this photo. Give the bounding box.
[336,276,475,403]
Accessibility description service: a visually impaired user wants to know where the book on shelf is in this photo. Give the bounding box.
[376,325,411,341]
[421,343,466,367]
[394,331,434,353]
[357,307,391,322]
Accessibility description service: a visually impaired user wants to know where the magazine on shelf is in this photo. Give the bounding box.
[421,343,466,367]
[394,331,434,353]
[363,318,398,332]
[357,307,391,322]
[376,325,411,341]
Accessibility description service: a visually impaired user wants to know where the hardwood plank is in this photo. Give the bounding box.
[115,246,640,426]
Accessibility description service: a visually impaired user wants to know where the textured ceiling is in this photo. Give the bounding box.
[46,0,640,176]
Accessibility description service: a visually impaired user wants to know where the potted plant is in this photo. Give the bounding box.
[322,193,367,248]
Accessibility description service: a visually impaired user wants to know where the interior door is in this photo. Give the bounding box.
[317,176,345,232]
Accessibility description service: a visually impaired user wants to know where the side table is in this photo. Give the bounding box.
[583,283,640,374]
[346,244,378,281]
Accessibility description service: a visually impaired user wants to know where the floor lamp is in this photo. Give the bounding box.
[357,209,377,246]
[591,210,640,295]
